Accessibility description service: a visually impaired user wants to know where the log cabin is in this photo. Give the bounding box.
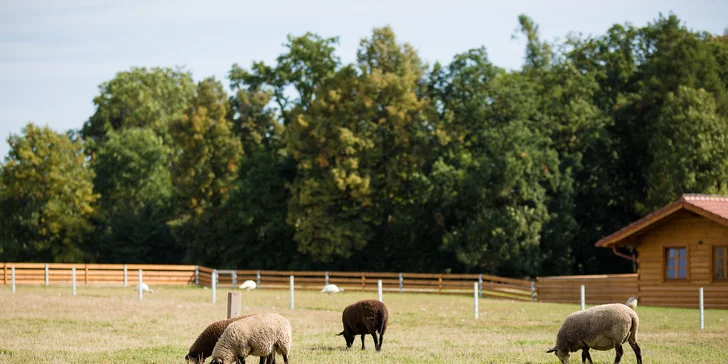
[595,194,728,309]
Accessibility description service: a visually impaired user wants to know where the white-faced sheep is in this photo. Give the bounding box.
[185,315,265,363]
[210,313,292,364]
[321,284,343,294]
[136,282,154,293]
[239,280,257,290]
[547,303,642,364]
[338,299,388,351]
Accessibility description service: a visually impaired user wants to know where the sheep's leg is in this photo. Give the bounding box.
[377,333,384,351]
[281,354,289,364]
[613,344,624,363]
[581,348,593,364]
[629,341,642,364]
[360,334,366,350]
[371,332,380,352]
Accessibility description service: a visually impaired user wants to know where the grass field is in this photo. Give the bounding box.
[0,285,727,363]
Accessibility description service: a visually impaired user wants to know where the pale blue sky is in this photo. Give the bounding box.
[1,0,726,160]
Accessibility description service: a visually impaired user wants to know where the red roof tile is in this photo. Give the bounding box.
[595,194,728,247]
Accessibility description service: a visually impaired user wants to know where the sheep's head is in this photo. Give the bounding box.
[210,355,243,364]
[546,346,569,364]
[184,352,202,363]
[338,330,354,348]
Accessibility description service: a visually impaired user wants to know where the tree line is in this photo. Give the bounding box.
[2,14,727,277]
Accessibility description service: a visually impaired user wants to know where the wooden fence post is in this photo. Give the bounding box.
[438,274,443,294]
[227,292,242,319]
[256,270,261,289]
[194,266,199,285]
[399,273,403,294]
[3,263,7,285]
[11,266,15,294]
[530,281,535,302]
[378,279,383,302]
[84,264,89,285]
[45,264,49,286]
[123,265,128,287]
[289,276,294,309]
[361,274,366,290]
[325,271,329,285]
[232,271,237,288]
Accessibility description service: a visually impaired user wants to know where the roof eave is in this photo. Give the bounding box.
[594,200,685,248]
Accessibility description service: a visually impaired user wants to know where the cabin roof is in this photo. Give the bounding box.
[595,194,728,247]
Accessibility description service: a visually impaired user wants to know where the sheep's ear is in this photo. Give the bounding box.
[546,347,557,353]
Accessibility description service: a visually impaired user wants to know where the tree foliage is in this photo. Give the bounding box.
[3,14,728,276]
[0,124,97,262]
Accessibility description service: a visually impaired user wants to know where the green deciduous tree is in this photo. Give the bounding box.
[0,124,97,262]
[93,128,179,263]
[645,86,728,209]
[170,78,243,263]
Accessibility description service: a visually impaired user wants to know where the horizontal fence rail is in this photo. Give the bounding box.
[2,263,197,286]
[536,273,638,305]
[1,262,533,300]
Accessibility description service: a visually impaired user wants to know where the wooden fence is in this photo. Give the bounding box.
[1,263,197,286]
[535,273,638,304]
[1,262,534,301]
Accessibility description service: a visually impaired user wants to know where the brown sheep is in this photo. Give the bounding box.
[185,314,274,364]
[338,299,389,351]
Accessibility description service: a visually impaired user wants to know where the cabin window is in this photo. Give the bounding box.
[716,246,728,280]
[665,247,687,279]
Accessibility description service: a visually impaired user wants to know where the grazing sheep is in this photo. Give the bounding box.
[136,282,154,293]
[338,299,388,352]
[547,303,642,364]
[239,280,257,290]
[625,296,638,310]
[185,315,258,363]
[321,284,343,294]
[210,313,292,364]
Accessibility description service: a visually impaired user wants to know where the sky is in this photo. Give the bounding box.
[1,0,726,161]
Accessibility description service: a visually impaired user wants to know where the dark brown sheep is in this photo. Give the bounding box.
[185,314,273,364]
[338,299,389,351]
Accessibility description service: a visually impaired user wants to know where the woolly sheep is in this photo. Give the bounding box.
[338,299,388,351]
[136,282,154,293]
[185,315,264,363]
[210,313,292,364]
[625,296,638,310]
[321,284,343,293]
[239,280,257,290]
[547,303,642,364]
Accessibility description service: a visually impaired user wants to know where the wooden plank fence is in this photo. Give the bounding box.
[536,274,638,305]
[1,262,534,301]
[1,263,197,286]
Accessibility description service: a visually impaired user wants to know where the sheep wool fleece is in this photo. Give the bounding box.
[185,315,256,363]
[211,313,292,364]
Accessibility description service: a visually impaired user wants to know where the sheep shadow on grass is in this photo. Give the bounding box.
[307,345,348,352]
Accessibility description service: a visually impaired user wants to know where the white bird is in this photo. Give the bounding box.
[239,280,257,290]
[321,284,344,294]
[625,296,638,310]
[136,282,154,293]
